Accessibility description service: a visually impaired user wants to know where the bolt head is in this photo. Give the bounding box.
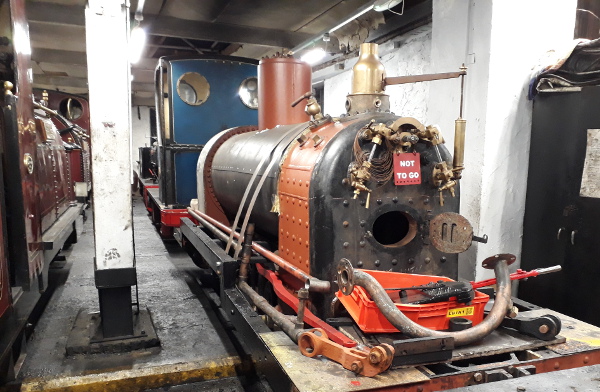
[351,361,363,373]
[538,324,549,334]
[473,372,483,382]
[369,350,382,364]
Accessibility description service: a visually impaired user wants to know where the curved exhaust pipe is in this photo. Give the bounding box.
[337,254,515,346]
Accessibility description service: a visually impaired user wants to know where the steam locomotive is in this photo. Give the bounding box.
[192,44,473,318]
[171,43,599,389]
[0,0,85,382]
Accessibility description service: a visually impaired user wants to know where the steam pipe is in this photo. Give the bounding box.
[239,223,254,282]
[338,257,513,346]
[190,211,230,243]
[238,281,305,343]
[188,208,331,293]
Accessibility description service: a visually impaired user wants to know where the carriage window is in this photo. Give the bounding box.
[239,77,258,109]
[177,72,210,106]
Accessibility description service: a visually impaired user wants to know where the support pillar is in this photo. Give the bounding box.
[65,0,158,354]
[86,0,136,339]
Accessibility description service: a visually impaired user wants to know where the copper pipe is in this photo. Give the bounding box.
[239,281,305,343]
[385,70,466,86]
[191,212,230,243]
[188,208,331,293]
[344,260,512,346]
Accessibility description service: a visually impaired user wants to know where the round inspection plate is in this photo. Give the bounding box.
[429,212,473,254]
[481,253,517,269]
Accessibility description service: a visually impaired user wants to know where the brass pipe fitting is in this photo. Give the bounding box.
[453,119,466,179]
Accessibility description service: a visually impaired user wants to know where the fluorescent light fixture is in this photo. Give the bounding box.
[300,47,326,65]
[373,0,403,12]
[329,5,374,33]
[129,26,146,64]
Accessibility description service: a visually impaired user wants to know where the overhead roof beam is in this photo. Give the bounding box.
[32,48,87,66]
[148,16,313,47]
[33,75,88,89]
[26,2,85,26]
[32,74,154,93]
[26,2,313,48]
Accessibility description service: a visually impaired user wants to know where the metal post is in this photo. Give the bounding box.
[85,0,136,338]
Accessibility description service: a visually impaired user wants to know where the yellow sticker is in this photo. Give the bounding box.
[447,306,475,318]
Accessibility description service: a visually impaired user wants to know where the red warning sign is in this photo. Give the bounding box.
[393,152,421,185]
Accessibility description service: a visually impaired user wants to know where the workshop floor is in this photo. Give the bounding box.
[11,195,250,392]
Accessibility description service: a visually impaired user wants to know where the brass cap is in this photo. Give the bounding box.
[4,81,13,96]
[351,43,386,95]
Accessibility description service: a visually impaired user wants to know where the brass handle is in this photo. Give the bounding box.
[291,91,313,108]
[571,230,577,245]
[557,227,564,240]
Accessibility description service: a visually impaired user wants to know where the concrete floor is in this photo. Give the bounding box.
[13,195,248,391]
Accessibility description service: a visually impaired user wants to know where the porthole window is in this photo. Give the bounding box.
[177,72,210,106]
[239,77,258,109]
[59,98,83,120]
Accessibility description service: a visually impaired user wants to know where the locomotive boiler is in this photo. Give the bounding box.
[195,43,482,319]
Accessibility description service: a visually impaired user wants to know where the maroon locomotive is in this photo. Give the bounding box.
[0,0,84,383]
[33,89,91,202]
